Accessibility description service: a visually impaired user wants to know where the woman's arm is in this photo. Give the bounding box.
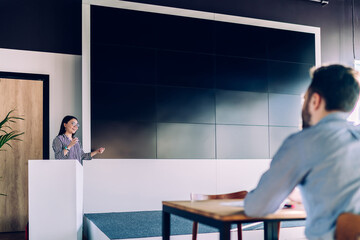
[52,137,69,159]
[90,147,105,157]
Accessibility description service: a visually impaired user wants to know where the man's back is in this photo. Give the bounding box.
[244,113,360,239]
[297,114,360,238]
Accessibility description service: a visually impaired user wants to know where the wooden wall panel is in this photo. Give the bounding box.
[0,78,43,232]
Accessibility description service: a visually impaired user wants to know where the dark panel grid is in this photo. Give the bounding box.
[215,21,268,59]
[267,28,316,64]
[91,44,156,85]
[157,87,215,124]
[216,90,268,125]
[269,93,302,127]
[216,125,269,159]
[156,13,214,53]
[215,56,268,92]
[91,120,156,158]
[157,50,215,88]
[91,82,156,122]
[157,123,215,159]
[268,61,312,94]
[90,6,317,159]
[91,6,158,48]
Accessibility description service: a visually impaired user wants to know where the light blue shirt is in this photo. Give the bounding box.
[244,113,360,240]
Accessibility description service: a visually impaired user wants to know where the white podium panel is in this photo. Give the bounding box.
[29,160,83,240]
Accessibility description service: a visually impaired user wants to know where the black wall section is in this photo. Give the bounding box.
[0,0,81,54]
[90,6,315,159]
[0,0,359,63]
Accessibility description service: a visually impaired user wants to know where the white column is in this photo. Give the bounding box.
[29,160,83,240]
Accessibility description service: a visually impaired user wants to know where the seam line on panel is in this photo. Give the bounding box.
[155,49,158,159]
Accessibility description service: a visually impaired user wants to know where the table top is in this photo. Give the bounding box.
[163,199,306,222]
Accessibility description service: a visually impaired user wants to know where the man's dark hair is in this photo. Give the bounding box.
[308,64,360,112]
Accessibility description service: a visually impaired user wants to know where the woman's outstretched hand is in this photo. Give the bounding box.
[91,147,105,157]
[97,147,105,154]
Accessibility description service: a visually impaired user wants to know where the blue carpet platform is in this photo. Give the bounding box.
[84,211,305,240]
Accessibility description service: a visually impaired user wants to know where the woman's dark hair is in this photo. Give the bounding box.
[58,115,78,137]
[308,64,360,112]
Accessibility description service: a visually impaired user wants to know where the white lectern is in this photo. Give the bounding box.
[28,160,83,240]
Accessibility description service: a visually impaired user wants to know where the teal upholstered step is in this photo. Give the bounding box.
[85,211,305,239]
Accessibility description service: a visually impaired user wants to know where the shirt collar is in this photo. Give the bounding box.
[316,112,349,125]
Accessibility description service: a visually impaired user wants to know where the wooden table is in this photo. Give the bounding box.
[162,199,306,240]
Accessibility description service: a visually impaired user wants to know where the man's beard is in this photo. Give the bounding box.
[302,100,311,129]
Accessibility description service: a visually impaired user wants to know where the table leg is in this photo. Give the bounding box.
[264,221,279,240]
[162,211,170,240]
[219,223,231,240]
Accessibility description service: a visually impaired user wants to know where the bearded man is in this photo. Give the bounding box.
[244,64,360,240]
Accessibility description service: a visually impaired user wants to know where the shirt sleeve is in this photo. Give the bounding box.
[52,136,69,159]
[79,141,92,161]
[244,134,309,217]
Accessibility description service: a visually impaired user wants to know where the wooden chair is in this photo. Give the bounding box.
[336,212,360,240]
[190,190,248,240]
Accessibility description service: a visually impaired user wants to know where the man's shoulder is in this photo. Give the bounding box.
[281,126,325,149]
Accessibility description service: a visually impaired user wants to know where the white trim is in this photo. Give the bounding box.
[83,0,320,34]
[82,4,91,152]
[213,13,318,33]
[83,0,215,20]
[315,30,322,66]
[82,0,321,149]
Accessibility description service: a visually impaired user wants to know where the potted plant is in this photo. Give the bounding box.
[0,109,24,196]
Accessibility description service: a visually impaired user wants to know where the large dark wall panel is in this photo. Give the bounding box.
[267,28,316,64]
[92,120,157,158]
[215,22,268,59]
[0,0,81,54]
[157,123,215,159]
[216,125,269,159]
[269,94,302,127]
[91,5,315,159]
[157,51,215,88]
[216,91,268,125]
[92,82,156,122]
[268,62,313,94]
[215,57,268,92]
[1,0,359,64]
[92,45,157,85]
[157,87,215,124]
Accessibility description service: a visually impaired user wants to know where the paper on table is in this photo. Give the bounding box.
[220,200,244,207]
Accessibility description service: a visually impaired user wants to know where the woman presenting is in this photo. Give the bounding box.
[52,115,105,164]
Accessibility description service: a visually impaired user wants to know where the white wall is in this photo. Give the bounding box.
[0,47,271,215]
[29,160,83,240]
[0,48,82,159]
[83,158,271,213]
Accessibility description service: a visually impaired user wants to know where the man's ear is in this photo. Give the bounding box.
[309,92,322,111]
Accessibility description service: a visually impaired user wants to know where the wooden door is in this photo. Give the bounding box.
[0,78,43,232]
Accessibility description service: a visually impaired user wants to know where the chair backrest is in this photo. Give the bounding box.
[336,212,360,240]
[190,190,248,201]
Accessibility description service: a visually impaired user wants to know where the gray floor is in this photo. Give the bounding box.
[0,232,25,240]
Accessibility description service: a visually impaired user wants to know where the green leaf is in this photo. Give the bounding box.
[0,110,24,150]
